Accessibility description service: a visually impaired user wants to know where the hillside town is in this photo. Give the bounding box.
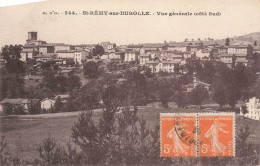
[1,0,260,164]
[1,31,260,121]
[0,32,260,120]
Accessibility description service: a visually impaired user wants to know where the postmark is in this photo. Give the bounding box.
[161,113,197,157]
[160,112,235,157]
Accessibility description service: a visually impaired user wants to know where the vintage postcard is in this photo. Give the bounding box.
[0,0,259,165]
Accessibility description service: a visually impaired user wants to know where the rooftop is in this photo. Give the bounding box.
[253,46,260,51]
[229,42,249,48]
[55,95,69,99]
[39,44,55,47]
[0,98,29,105]
[163,50,183,54]
[24,43,37,48]
[21,50,34,53]
[139,53,150,57]
[41,98,55,103]
[56,50,75,53]
[220,53,247,57]
[34,53,56,58]
[127,45,143,48]
[143,43,167,48]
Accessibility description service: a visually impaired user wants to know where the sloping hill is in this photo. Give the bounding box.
[234,32,260,43]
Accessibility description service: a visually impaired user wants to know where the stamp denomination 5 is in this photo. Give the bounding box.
[160,113,235,157]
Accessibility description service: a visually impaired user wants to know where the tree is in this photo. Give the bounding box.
[225,37,230,46]
[72,80,101,111]
[251,52,260,72]
[190,86,209,109]
[219,67,241,110]
[1,45,25,75]
[197,60,215,84]
[185,57,202,75]
[56,76,68,92]
[43,72,57,91]
[248,81,260,99]
[92,45,104,58]
[1,45,23,61]
[28,100,41,115]
[5,59,25,75]
[5,74,25,98]
[156,78,175,108]
[254,40,257,46]
[67,74,81,91]
[124,68,148,106]
[53,97,63,113]
[231,54,236,69]
[213,80,227,109]
[240,105,248,115]
[2,103,13,115]
[13,105,26,115]
[83,61,99,78]
[142,66,153,78]
[71,95,163,165]
[37,136,66,165]
[236,125,260,165]
[66,58,75,66]
[174,91,189,108]
[41,61,56,70]
[234,63,256,100]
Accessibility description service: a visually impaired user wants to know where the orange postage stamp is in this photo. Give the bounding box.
[161,113,197,157]
[198,113,235,157]
[160,112,235,157]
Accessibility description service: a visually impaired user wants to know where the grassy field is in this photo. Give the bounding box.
[1,106,260,161]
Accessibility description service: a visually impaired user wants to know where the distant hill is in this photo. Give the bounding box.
[137,32,260,47]
[233,32,260,43]
[177,32,260,46]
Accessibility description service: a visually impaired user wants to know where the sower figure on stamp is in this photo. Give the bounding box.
[167,120,191,156]
[205,120,229,155]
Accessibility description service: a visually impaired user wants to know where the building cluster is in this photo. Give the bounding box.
[0,95,70,114]
[119,41,257,73]
[1,32,259,119]
[20,32,259,73]
[241,97,260,120]
[20,32,92,65]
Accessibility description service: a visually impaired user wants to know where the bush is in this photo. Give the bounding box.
[13,105,27,115]
[28,100,41,115]
[2,104,27,115]
[83,61,99,78]
[71,103,165,165]
[235,125,260,165]
[2,103,13,115]
[37,136,66,165]
[0,135,9,166]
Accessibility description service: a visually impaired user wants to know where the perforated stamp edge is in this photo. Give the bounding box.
[160,112,236,157]
[160,112,198,157]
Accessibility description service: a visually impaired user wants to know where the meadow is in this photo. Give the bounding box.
[1,106,259,161]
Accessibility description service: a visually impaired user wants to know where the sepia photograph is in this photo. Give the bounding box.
[0,0,260,165]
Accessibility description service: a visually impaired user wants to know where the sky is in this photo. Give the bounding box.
[0,0,260,48]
